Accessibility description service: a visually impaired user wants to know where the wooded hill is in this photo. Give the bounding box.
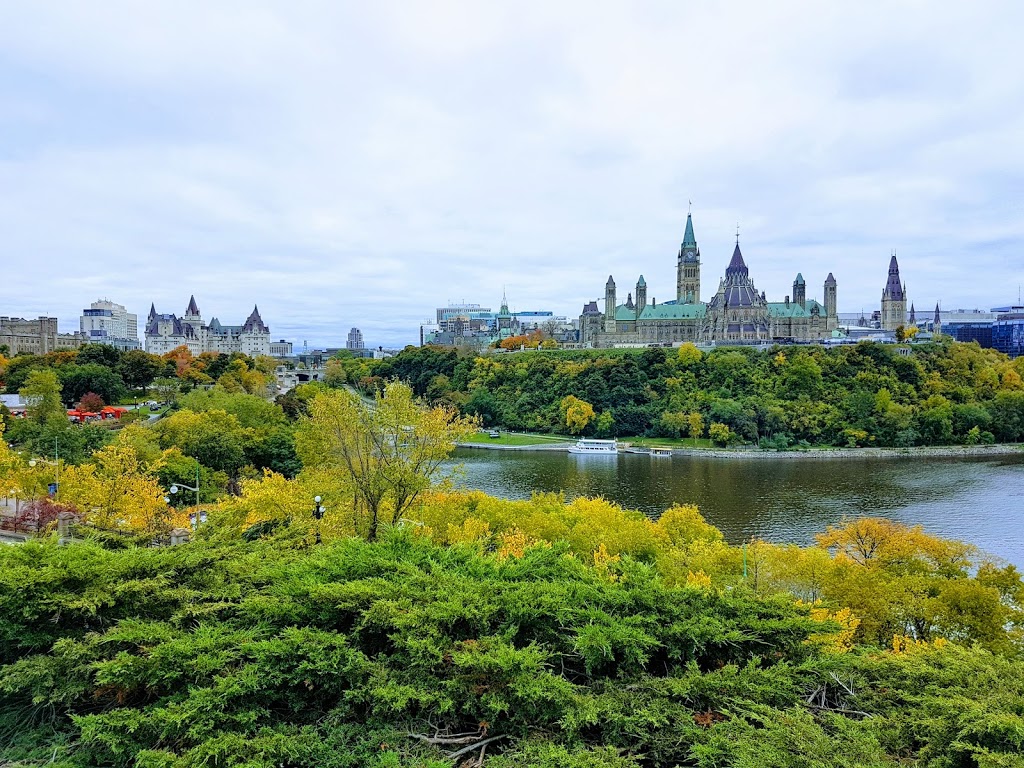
[345,340,1024,447]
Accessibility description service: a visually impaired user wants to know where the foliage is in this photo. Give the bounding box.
[19,368,66,426]
[76,391,105,412]
[117,350,166,392]
[0,523,1022,767]
[59,363,127,407]
[560,395,596,434]
[58,444,185,533]
[355,341,1024,445]
[295,382,478,541]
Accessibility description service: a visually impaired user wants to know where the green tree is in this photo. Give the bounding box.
[19,369,66,426]
[75,343,121,368]
[59,364,127,407]
[117,349,165,393]
[660,410,689,438]
[296,381,477,541]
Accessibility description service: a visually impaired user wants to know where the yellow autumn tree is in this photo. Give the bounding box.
[0,421,31,502]
[215,468,353,541]
[677,342,703,366]
[687,412,704,444]
[59,444,184,533]
[296,382,478,541]
[560,395,596,434]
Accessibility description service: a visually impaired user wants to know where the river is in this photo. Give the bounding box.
[452,448,1024,568]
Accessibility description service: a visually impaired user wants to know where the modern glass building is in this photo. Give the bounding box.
[992,312,1024,358]
[943,321,994,348]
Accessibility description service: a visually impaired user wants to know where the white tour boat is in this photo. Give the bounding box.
[568,438,619,455]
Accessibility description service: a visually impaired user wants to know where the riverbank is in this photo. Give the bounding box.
[456,439,1023,459]
[668,443,1024,460]
[457,441,572,451]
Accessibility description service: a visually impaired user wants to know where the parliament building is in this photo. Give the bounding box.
[579,213,840,347]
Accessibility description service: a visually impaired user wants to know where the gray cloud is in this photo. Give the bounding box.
[2,1,1023,348]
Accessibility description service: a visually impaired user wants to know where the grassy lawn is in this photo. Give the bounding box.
[466,431,572,447]
[625,436,716,449]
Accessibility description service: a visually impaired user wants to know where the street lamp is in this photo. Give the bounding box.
[313,495,326,544]
[28,438,60,497]
[189,510,208,529]
[169,459,202,508]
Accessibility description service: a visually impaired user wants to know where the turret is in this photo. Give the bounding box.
[934,302,942,334]
[824,273,837,319]
[604,276,616,334]
[793,273,806,309]
[909,303,916,326]
[636,275,647,315]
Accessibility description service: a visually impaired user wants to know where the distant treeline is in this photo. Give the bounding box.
[333,341,1024,447]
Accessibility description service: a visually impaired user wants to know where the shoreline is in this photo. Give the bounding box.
[456,440,1024,460]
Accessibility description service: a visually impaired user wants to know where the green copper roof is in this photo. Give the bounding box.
[795,273,805,284]
[767,299,824,319]
[638,275,646,287]
[612,303,705,321]
[682,213,696,247]
[639,303,706,320]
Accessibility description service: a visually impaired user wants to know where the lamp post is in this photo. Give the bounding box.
[169,460,201,508]
[313,495,326,544]
[28,438,60,498]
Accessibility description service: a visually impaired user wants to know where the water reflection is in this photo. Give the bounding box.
[452,449,1024,567]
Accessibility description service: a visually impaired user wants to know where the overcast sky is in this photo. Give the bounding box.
[2,1,1023,348]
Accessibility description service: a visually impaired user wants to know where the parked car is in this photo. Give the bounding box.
[488,431,501,438]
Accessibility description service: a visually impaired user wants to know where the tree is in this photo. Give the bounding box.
[59,443,183,533]
[118,350,165,393]
[687,412,704,445]
[59,364,126,407]
[154,409,253,477]
[19,369,66,426]
[0,421,25,501]
[560,395,596,434]
[659,410,689,438]
[75,343,121,368]
[76,392,105,412]
[151,377,181,404]
[295,382,477,541]
[677,342,703,367]
[709,422,733,447]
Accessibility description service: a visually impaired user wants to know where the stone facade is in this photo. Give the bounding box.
[880,253,908,331]
[579,213,840,347]
[0,316,85,355]
[144,296,271,356]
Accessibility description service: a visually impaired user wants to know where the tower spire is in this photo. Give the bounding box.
[677,209,700,303]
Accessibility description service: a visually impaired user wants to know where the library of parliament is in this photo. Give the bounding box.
[579,213,907,347]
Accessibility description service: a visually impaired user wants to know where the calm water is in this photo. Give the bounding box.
[452,448,1024,568]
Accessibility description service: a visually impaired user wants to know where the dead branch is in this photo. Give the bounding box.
[409,730,486,746]
[448,735,507,761]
